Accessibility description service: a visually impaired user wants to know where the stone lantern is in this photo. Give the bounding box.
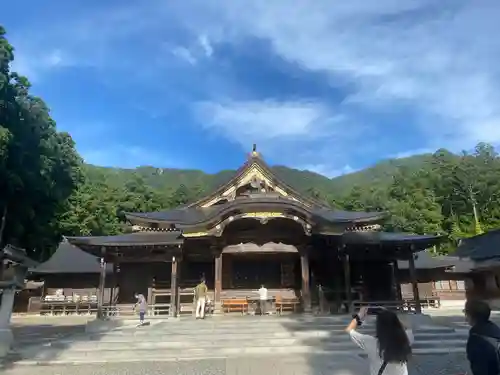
[0,245,38,357]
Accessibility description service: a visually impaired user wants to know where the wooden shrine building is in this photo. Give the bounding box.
[65,147,443,317]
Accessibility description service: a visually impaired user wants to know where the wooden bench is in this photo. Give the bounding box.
[222,298,248,314]
[275,296,300,314]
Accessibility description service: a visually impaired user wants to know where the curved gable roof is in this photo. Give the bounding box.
[31,241,113,274]
[455,229,500,260]
[188,149,328,208]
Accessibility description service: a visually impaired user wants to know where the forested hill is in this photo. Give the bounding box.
[84,152,436,198]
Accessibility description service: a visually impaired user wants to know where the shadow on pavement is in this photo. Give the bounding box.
[1,317,109,370]
[276,314,470,375]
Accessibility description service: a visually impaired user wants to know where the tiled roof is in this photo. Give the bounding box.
[32,241,113,274]
[455,229,500,260]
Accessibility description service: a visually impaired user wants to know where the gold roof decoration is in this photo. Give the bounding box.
[251,143,259,158]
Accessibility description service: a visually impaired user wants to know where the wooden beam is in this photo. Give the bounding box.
[343,251,352,313]
[300,251,312,313]
[170,256,178,317]
[176,258,182,316]
[408,249,421,313]
[97,246,107,319]
[214,253,222,303]
[392,259,402,301]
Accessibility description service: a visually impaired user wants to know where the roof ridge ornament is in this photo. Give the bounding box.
[250,143,259,158]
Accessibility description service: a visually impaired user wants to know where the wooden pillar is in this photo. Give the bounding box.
[408,250,422,313]
[176,258,182,317]
[97,246,107,319]
[342,251,352,313]
[109,263,116,306]
[300,251,312,313]
[214,253,222,303]
[392,260,402,301]
[170,256,178,317]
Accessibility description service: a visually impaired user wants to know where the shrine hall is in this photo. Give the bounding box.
[59,146,443,317]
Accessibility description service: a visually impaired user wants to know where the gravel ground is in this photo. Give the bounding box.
[1,354,470,375]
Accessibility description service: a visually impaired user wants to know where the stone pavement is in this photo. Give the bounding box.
[10,317,88,346]
[1,354,469,375]
[6,315,469,365]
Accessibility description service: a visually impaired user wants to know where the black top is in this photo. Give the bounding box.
[467,320,500,375]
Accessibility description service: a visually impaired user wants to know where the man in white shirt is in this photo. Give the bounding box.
[258,284,268,315]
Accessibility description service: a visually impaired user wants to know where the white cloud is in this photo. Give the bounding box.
[81,145,169,168]
[11,48,71,81]
[392,148,435,159]
[171,47,197,65]
[183,0,500,151]
[299,164,355,178]
[198,35,213,57]
[196,99,338,143]
[45,49,64,67]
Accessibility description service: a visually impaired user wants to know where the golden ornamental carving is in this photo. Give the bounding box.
[182,231,209,238]
[241,212,284,218]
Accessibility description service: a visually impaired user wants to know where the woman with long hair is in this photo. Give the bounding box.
[345,307,413,375]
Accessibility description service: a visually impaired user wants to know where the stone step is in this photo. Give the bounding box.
[77,330,466,342]
[8,315,467,365]
[13,330,466,350]
[94,328,457,339]
[92,320,455,333]
[10,345,467,365]
[42,337,466,351]
[102,316,376,326]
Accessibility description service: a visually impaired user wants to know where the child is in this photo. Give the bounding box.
[134,293,147,326]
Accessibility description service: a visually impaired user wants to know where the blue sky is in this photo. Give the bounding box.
[3,0,500,177]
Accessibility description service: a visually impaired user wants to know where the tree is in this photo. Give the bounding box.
[170,185,192,206]
[384,169,443,236]
[0,26,82,259]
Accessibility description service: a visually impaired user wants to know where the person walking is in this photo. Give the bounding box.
[345,307,413,375]
[465,299,500,375]
[133,293,147,327]
[194,278,208,319]
[258,284,268,315]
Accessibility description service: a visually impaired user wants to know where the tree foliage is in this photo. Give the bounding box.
[336,145,500,253]
[0,26,82,259]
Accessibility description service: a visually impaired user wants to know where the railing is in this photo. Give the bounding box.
[317,286,441,314]
[30,299,172,317]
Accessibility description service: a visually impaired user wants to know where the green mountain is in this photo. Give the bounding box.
[84,152,440,199]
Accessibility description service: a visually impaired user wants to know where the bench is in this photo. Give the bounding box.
[222,298,248,314]
[275,296,300,314]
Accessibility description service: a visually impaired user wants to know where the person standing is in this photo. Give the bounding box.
[133,293,147,327]
[345,307,413,375]
[465,299,500,375]
[194,278,208,319]
[258,284,268,315]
